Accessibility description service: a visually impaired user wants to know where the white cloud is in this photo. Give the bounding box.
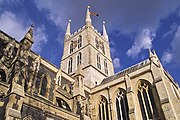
[161,51,172,64]
[113,57,121,69]
[171,26,180,64]
[0,11,48,53]
[161,26,180,65]
[32,25,48,53]
[33,0,180,34]
[126,29,155,58]
[0,11,28,40]
[163,23,178,38]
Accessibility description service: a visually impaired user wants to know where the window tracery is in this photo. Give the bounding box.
[116,90,129,120]
[98,95,109,120]
[138,81,159,120]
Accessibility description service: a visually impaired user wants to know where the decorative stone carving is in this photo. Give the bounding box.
[33,55,41,73]
[1,40,17,68]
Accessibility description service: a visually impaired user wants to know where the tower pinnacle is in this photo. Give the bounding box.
[21,24,34,43]
[65,20,71,36]
[85,6,92,27]
[103,21,109,42]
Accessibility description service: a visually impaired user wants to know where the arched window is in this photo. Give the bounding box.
[99,96,109,120]
[78,35,82,48]
[0,69,6,82]
[56,98,71,111]
[68,58,73,74]
[104,59,108,75]
[70,41,73,54]
[77,52,82,65]
[97,53,101,70]
[40,76,47,96]
[138,81,159,120]
[116,90,129,120]
[95,36,99,49]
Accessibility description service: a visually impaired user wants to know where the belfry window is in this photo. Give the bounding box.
[70,41,73,54]
[104,59,108,75]
[97,53,101,70]
[138,81,159,120]
[78,35,82,48]
[68,58,73,73]
[99,96,109,120]
[40,76,47,96]
[116,90,129,120]
[77,52,82,65]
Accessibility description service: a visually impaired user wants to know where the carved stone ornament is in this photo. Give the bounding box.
[1,40,18,68]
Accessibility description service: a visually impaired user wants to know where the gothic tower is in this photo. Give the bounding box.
[60,6,114,88]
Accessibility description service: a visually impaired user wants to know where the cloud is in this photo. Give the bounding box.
[0,11,28,40]
[32,25,48,53]
[0,11,48,53]
[163,23,179,38]
[161,50,172,64]
[161,26,180,65]
[171,26,180,64]
[33,0,180,34]
[126,29,155,58]
[113,57,121,69]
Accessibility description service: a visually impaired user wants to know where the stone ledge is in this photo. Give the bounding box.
[5,107,21,119]
[160,97,169,104]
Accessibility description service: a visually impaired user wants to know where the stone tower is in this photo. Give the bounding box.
[61,6,114,88]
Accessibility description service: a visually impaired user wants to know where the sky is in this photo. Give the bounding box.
[0,0,180,84]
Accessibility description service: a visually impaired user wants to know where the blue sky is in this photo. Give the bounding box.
[0,0,180,84]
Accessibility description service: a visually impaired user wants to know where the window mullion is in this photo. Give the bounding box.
[118,97,123,120]
[141,90,149,119]
[146,88,154,118]
[103,102,107,120]
[122,96,128,120]
[100,104,103,120]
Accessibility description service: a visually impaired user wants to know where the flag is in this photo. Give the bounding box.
[90,12,99,17]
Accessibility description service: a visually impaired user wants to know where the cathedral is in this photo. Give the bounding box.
[0,6,180,120]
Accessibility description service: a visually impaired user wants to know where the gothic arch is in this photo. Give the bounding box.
[98,95,109,120]
[112,88,129,120]
[0,69,6,82]
[39,73,51,98]
[56,97,71,111]
[136,79,160,120]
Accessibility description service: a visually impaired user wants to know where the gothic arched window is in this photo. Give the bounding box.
[56,97,71,111]
[68,58,73,74]
[70,41,73,54]
[97,53,101,70]
[99,96,109,120]
[0,69,6,82]
[138,81,159,120]
[77,52,82,65]
[116,90,129,120]
[40,76,47,96]
[78,35,82,48]
[104,59,108,75]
